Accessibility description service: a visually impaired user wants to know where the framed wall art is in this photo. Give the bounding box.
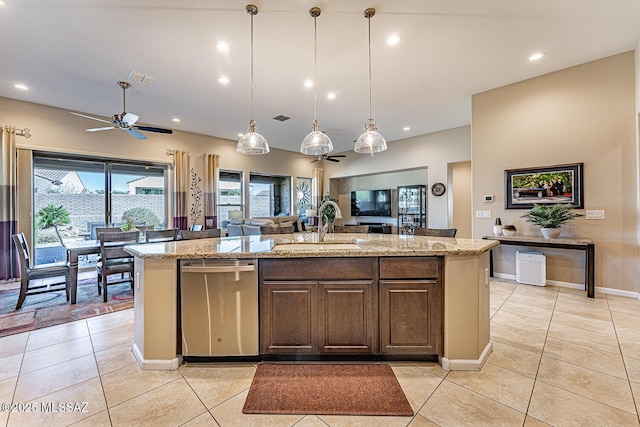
[505,163,583,209]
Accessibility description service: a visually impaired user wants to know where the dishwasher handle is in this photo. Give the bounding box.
[181,264,255,274]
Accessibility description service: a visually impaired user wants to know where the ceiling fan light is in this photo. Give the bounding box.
[354,119,387,153]
[237,120,270,155]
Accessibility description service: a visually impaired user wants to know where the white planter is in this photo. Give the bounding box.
[540,227,561,239]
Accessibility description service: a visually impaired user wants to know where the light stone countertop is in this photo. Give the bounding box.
[125,232,499,260]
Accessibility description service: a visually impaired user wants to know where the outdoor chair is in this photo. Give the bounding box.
[12,232,70,310]
[96,230,139,302]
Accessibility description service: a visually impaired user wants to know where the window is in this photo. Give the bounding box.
[249,173,291,218]
[218,170,244,226]
[32,154,167,266]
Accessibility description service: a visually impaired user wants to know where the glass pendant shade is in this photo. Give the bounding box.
[354,119,387,153]
[237,120,269,155]
[301,119,333,155]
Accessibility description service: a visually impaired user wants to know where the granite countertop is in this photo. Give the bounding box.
[125,232,499,260]
[482,235,594,245]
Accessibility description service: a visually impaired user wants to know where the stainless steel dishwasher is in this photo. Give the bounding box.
[179,259,258,358]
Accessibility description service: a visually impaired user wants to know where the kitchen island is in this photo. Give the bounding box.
[125,233,498,371]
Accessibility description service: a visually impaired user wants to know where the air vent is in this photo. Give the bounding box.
[128,70,157,86]
[273,115,290,122]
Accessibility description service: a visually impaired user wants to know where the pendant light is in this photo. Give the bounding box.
[300,7,333,156]
[354,8,387,154]
[237,4,269,155]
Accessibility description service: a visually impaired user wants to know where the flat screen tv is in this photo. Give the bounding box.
[351,189,392,217]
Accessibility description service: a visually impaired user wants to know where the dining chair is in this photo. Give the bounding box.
[96,230,139,302]
[179,229,221,240]
[94,227,121,240]
[260,225,295,235]
[12,233,71,310]
[145,228,178,243]
[136,225,155,241]
[413,227,457,237]
[333,225,370,233]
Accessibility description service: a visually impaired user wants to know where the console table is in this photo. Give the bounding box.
[483,235,595,298]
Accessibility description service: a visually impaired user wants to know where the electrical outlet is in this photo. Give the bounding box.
[484,268,490,286]
[586,210,605,220]
[475,210,491,219]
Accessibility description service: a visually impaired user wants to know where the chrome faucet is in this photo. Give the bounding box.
[317,200,342,243]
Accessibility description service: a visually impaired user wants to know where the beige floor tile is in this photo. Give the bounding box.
[446,362,534,413]
[391,366,443,412]
[87,309,135,335]
[543,336,627,379]
[620,338,640,360]
[551,310,616,336]
[319,414,412,426]
[14,354,98,402]
[537,356,636,414]
[21,335,93,374]
[497,300,554,321]
[0,353,23,381]
[524,415,552,426]
[25,320,88,351]
[528,380,639,426]
[407,414,439,426]
[0,376,18,427]
[419,380,525,426]
[547,322,620,354]
[109,378,207,427]
[94,342,137,375]
[90,323,134,352]
[101,362,182,407]
[611,310,640,342]
[69,410,112,427]
[7,377,106,427]
[181,411,219,426]
[0,333,28,358]
[292,415,332,427]
[631,381,640,416]
[486,341,541,378]
[208,389,305,427]
[557,289,608,305]
[512,283,558,298]
[607,295,640,315]
[506,292,557,310]
[182,364,255,410]
[624,356,640,384]
[554,299,612,322]
[490,321,547,354]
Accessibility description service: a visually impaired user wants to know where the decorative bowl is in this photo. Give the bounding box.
[502,225,517,236]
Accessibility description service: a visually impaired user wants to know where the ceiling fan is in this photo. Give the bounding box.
[69,81,173,140]
[310,154,346,163]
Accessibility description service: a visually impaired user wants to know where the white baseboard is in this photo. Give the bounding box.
[132,342,181,371]
[441,341,493,371]
[492,273,640,299]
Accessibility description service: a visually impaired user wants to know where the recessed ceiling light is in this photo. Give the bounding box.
[529,52,545,61]
[218,76,229,84]
[327,92,336,100]
[14,83,28,91]
[0,1,7,6]
[386,34,400,45]
[403,126,410,131]
[237,133,244,137]
[216,42,230,52]
[172,117,181,123]
[304,80,314,88]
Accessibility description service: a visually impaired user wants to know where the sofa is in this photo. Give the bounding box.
[226,215,304,236]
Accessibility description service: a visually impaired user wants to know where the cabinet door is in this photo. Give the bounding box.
[379,280,441,355]
[318,281,377,353]
[260,281,317,354]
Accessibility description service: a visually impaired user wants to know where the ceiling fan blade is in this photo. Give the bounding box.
[122,112,139,126]
[70,111,112,124]
[126,128,148,140]
[327,158,340,162]
[310,158,320,163]
[329,155,346,158]
[86,126,116,132]
[134,126,173,134]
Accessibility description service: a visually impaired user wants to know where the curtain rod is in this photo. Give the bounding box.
[166,149,190,156]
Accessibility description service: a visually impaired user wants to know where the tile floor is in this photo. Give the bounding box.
[0,278,638,426]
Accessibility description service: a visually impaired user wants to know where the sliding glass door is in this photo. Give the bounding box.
[33,154,167,266]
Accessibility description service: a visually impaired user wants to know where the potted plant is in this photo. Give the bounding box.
[521,203,582,239]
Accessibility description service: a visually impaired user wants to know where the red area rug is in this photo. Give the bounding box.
[0,276,133,337]
[243,363,413,416]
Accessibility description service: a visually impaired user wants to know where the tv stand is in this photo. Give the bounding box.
[357,222,392,234]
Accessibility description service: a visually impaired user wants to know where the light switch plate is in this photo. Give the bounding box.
[586,210,605,220]
[475,210,491,219]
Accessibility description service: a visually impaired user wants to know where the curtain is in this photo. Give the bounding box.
[203,154,219,229]
[0,126,18,280]
[172,150,189,230]
[312,167,324,209]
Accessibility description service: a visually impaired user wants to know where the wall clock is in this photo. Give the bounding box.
[431,182,446,197]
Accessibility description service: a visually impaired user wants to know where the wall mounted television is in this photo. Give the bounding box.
[351,189,392,217]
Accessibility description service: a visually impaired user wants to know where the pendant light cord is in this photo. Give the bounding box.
[250,10,254,122]
[367,14,372,121]
[313,14,318,122]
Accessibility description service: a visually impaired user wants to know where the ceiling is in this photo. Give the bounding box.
[2,0,640,154]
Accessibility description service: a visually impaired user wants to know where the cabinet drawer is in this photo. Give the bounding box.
[379,257,440,279]
[260,258,375,280]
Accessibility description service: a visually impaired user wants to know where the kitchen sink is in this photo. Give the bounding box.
[271,243,362,251]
